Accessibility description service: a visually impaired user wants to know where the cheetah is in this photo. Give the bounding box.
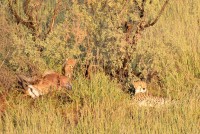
[132,81,147,94]
[132,81,175,107]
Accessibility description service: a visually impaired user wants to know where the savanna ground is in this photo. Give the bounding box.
[0,0,200,133]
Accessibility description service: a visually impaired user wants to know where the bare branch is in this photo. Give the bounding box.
[118,0,129,16]
[46,0,63,35]
[8,0,44,38]
[23,0,31,20]
[8,0,35,30]
[23,0,43,21]
[144,0,170,28]
[140,0,146,18]
[131,0,170,45]
[134,0,147,18]
[133,0,142,11]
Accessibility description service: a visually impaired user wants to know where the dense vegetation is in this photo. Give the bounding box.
[0,0,199,133]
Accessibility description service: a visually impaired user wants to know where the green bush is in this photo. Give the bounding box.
[0,1,199,133]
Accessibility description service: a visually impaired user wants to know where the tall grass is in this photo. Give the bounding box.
[0,0,200,133]
[0,73,199,134]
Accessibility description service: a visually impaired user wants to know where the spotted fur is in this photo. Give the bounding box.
[132,81,175,107]
[132,93,173,107]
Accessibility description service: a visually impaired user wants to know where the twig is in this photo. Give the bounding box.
[144,0,170,28]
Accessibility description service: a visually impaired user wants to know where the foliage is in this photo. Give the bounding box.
[6,0,172,85]
[0,0,199,133]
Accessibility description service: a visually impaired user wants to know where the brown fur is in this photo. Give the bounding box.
[17,74,41,90]
[19,58,76,98]
[25,72,72,97]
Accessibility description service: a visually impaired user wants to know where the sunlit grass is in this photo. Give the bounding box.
[0,73,199,134]
[0,0,200,133]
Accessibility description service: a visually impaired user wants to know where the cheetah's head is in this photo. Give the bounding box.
[132,81,147,94]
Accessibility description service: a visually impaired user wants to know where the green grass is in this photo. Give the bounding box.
[0,0,200,133]
[0,73,199,134]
